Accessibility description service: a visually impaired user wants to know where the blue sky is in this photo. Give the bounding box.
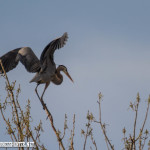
[0,0,150,149]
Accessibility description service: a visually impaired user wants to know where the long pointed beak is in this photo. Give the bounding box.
[65,71,74,83]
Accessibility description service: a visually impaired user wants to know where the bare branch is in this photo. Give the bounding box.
[35,89,65,150]
[0,59,24,142]
[131,93,140,150]
[70,114,75,150]
[97,92,114,150]
[61,114,68,140]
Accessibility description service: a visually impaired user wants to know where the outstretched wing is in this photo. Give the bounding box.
[0,48,22,73]
[40,32,68,66]
[0,47,41,73]
[18,47,41,73]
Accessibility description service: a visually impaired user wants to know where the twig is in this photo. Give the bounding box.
[139,97,149,138]
[70,114,75,150]
[0,108,17,141]
[35,90,65,150]
[141,131,148,150]
[83,120,89,150]
[97,93,114,150]
[0,59,24,142]
[0,60,47,149]
[135,96,150,144]
[90,133,97,150]
[132,94,140,150]
[61,114,68,140]
[16,99,39,150]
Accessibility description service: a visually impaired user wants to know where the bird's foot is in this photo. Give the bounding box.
[43,103,46,110]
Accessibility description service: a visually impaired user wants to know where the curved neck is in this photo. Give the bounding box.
[52,66,63,85]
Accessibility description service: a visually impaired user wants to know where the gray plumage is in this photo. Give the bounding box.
[0,32,68,75]
[0,32,73,100]
[0,48,22,73]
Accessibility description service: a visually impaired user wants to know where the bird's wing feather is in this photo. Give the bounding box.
[0,47,41,73]
[0,48,22,73]
[18,47,41,73]
[40,32,68,66]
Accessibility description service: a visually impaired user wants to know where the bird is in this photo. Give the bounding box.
[0,32,73,101]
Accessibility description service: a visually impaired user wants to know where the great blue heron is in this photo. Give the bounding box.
[0,32,73,101]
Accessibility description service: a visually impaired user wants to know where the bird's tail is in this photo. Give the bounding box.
[29,73,40,83]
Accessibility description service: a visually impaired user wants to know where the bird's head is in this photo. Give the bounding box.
[58,65,74,83]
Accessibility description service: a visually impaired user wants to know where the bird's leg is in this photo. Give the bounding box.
[41,81,50,100]
[35,83,46,110]
[35,83,40,99]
